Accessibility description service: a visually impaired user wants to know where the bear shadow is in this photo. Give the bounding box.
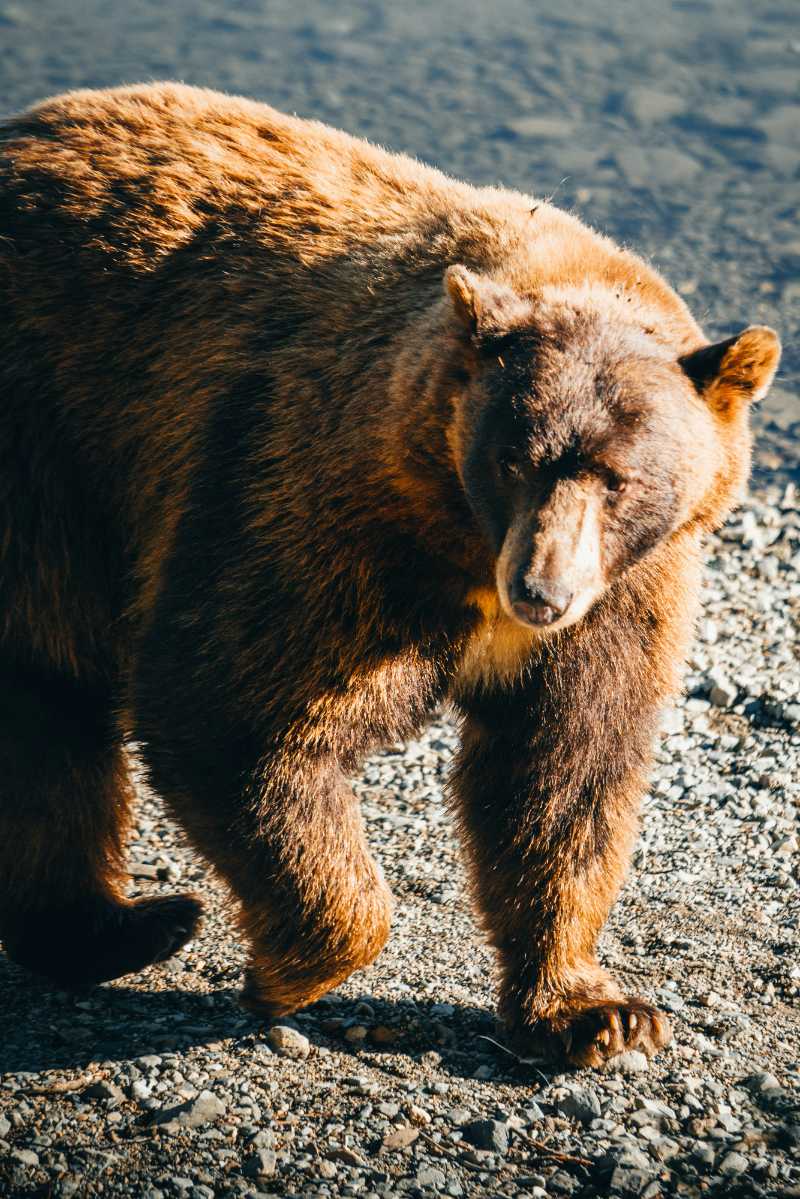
[0,952,545,1085]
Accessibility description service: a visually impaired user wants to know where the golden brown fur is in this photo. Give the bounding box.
[0,84,780,1065]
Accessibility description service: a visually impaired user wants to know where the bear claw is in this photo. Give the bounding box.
[515,997,672,1070]
[557,999,672,1068]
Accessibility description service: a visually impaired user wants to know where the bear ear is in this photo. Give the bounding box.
[445,264,532,340]
[680,326,781,416]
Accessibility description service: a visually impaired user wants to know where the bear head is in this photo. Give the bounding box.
[444,264,780,633]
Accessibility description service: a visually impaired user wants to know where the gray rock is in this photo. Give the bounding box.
[381,1125,419,1151]
[10,1148,39,1167]
[242,1149,277,1178]
[247,1129,275,1150]
[709,675,737,708]
[548,1170,579,1195]
[501,115,575,140]
[779,1124,800,1149]
[631,1098,676,1129]
[649,1135,680,1161]
[624,86,687,125]
[608,1166,655,1197]
[556,1087,602,1124]
[415,1166,446,1190]
[606,1146,653,1172]
[692,1143,716,1168]
[718,1151,748,1176]
[655,987,685,1013]
[611,1050,650,1075]
[152,1090,227,1132]
[82,1080,125,1102]
[266,1025,311,1060]
[742,1071,783,1097]
[614,146,700,188]
[460,1118,509,1154]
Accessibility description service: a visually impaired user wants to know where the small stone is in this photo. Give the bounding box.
[702,618,719,644]
[655,987,684,1013]
[611,1050,649,1075]
[11,1148,39,1167]
[624,86,687,125]
[153,1090,227,1131]
[547,1170,579,1195]
[416,1166,446,1190]
[692,1143,716,1167]
[555,1087,602,1124]
[325,1147,364,1166]
[698,991,721,1008]
[266,1025,311,1059]
[344,1024,369,1043]
[742,1071,783,1097]
[605,1146,652,1172]
[461,1117,509,1154]
[370,1025,400,1044]
[502,115,575,140]
[661,708,684,735]
[779,1124,800,1149]
[242,1149,277,1178]
[83,1080,125,1102]
[629,1099,674,1130]
[609,1166,654,1196]
[709,676,737,708]
[649,1135,680,1161]
[718,1151,748,1176]
[381,1124,419,1151]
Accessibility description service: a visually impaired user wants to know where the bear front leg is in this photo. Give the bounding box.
[139,734,392,1018]
[451,591,687,1067]
[238,757,393,1016]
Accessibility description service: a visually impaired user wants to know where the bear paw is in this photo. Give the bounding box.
[2,892,203,988]
[538,998,672,1068]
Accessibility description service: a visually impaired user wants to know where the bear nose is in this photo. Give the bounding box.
[512,578,574,627]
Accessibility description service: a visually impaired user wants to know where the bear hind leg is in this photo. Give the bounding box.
[0,666,202,988]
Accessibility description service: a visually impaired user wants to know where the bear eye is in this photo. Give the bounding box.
[498,451,525,479]
[604,472,629,497]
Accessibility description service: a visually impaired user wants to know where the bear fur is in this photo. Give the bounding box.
[0,83,780,1066]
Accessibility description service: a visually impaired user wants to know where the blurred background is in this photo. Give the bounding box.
[0,0,797,466]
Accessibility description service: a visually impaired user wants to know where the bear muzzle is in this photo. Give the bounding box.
[510,577,575,627]
[496,483,606,633]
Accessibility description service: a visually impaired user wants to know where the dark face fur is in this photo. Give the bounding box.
[444,268,779,634]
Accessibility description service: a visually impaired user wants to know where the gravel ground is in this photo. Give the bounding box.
[0,0,799,1196]
[0,490,798,1198]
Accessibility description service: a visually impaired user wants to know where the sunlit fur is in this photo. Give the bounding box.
[0,84,780,1064]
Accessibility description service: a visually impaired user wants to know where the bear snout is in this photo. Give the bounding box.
[510,577,574,627]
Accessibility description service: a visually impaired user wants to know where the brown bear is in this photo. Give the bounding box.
[0,83,780,1068]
